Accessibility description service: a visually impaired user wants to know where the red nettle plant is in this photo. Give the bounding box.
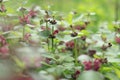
[0,0,119,80]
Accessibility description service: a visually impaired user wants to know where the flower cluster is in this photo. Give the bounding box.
[65,41,74,50]
[115,36,120,44]
[72,70,80,79]
[83,59,102,71]
[19,8,38,25]
[0,35,9,56]
[0,3,6,12]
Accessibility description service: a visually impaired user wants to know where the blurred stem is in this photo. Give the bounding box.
[87,13,90,22]
[47,38,50,51]
[46,21,48,30]
[46,22,50,51]
[119,45,120,50]
[115,0,119,21]
[42,62,52,67]
[22,10,25,40]
[102,51,105,58]
[74,39,78,66]
[51,25,54,53]
[52,38,54,53]
[23,26,25,40]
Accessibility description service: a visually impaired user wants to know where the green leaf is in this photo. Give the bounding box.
[77,70,104,80]
[63,69,73,78]
[113,68,120,78]
[12,56,25,69]
[56,35,80,42]
[39,30,51,38]
[65,13,73,24]
[105,73,119,80]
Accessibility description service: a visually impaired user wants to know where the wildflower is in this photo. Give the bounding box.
[93,59,101,71]
[0,35,7,46]
[83,61,93,70]
[65,41,74,49]
[19,14,30,25]
[0,45,9,55]
[0,4,6,12]
[88,50,96,57]
[81,36,86,41]
[53,30,59,35]
[72,70,80,79]
[71,32,78,37]
[74,25,86,31]
[115,36,120,44]
[24,33,31,41]
[28,9,38,18]
[0,35,9,56]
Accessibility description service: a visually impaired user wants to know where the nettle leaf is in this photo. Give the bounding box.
[56,35,80,42]
[6,31,22,39]
[42,53,55,60]
[105,73,119,80]
[113,68,120,78]
[62,63,74,70]
[12,56,25,69]
[64,56,74,62]
[77,70,104,80]
[47,65,64,77]
[80,30,90,36]
[65,13,73,24]
[39,30,51,38]
[108,58,120,63]
[40,19,44,25]
[63,69,73,78]
[57,54,74,63]
[101,67,113,72]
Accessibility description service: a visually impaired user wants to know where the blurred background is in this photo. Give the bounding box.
[26,0,119,22]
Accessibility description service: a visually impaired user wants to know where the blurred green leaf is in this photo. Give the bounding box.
[77,70,104,80]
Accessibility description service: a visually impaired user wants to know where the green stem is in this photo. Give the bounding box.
[46,21,48,30]
[52,38,54,53]
[118,44,120,51]
[23,26,25,40]
[51,25,54,53]
[102,51,106,58]
[46,21,50,51]
[115,0,119,21]
[47,38,50,51]
[74,39,78,66]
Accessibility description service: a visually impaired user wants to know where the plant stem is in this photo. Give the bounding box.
[74,39,78,66]
[52,38,54,53]
[115,0,119,21]
[46,21,48,30]
[23,26,25,40]
[118,44,120,51]
[102,51,105,58]
[46,21,50,51]
[47,38,50,51]
[51,25,54,53]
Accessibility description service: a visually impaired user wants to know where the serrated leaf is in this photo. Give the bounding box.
[39,30,51,38]
[12,56,25,69]
[77,70,104,80]
[113,68,120,78]
[105,73,119,80]
[65,13,73,24]
[56,35,80,42]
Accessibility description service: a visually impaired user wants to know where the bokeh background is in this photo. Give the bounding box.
[5,0,119,22]
[27,0,119,22]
